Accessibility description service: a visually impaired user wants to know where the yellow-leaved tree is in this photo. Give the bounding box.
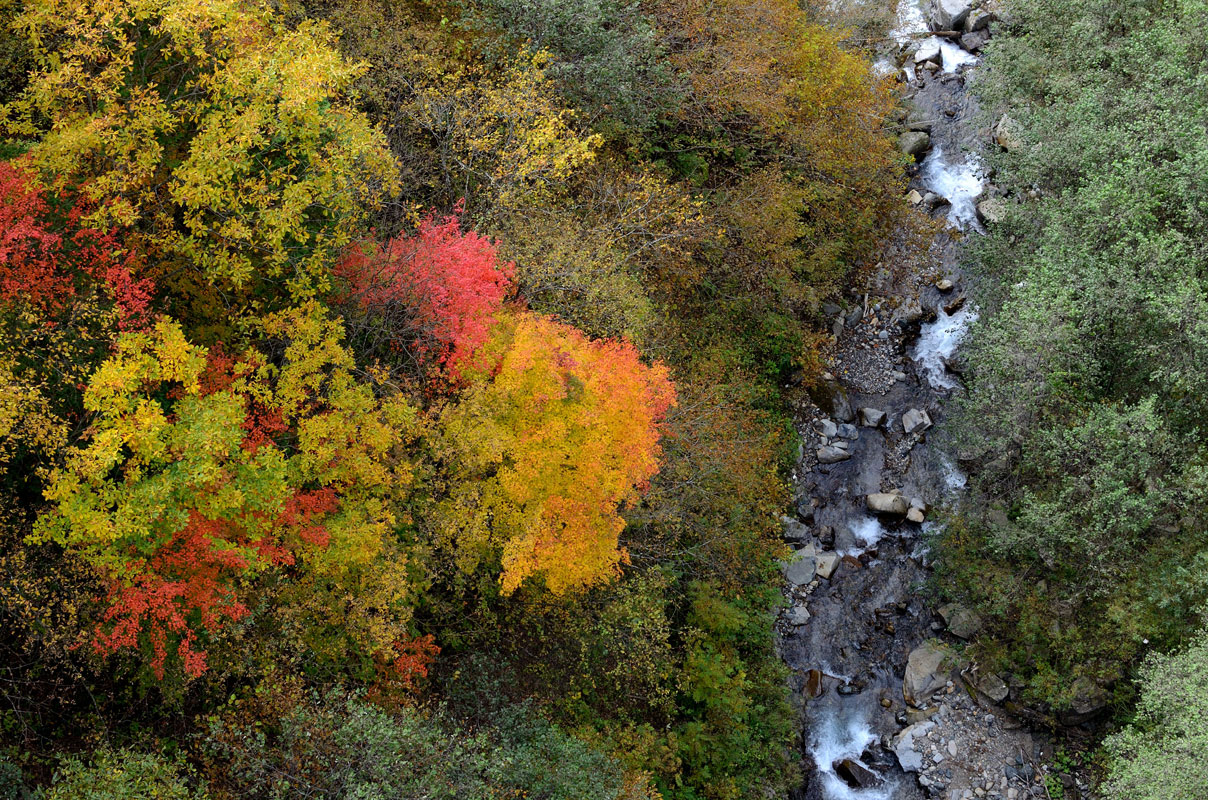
[33,304,420,679]
[2,0,399,301]
[438,312,675,595]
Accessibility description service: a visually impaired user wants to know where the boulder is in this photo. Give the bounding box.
[907,507,926,524]
[815,551,841,580]
[804,668,825,698]
[894,299,931,328]
[993,114,1025,152]
[859,407,887,428]
[817,445,852,464]
[960,30,988,51]
[833,524,857,551]
[928,0,973,30]
[781,550,817,585]
[893,720,935,772]
[902,408,932,434]
[899,131,931,160]
[907,189,924,205]
[834,758,881,789]
[837,423,859,439]
[831,386,855,422]
[936,278,954,291]
[1060,677,1109,724]
[938,602,983,639]
[867,492,910,516]
[785,605,811,626]
[904,640,957,706]
[965,670,1009,703]
[781,516,810,542]
[942,351,968,375]
[943,294,967,314]
[914,38,942,64]
[819,418,838,438]
[964,7,996,31]
[977,196,1007,224]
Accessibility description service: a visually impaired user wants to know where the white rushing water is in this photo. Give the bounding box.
[920,146,985,230]
[911,302,978,390]
[850,516,887,551]
[811,710,898,800]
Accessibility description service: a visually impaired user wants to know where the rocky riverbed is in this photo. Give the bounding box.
[776,2,1078,799]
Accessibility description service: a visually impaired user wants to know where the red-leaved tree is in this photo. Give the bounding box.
[338,212,514,378]
[0,161,153,329]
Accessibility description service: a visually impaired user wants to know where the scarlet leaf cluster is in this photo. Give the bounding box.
[339,213,514,376]
[0,161,152,328]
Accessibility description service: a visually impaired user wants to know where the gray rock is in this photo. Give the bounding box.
[960,30,988,51]
[819,418,838,438]
[832,386,855,422]
[895,299,928,327]
[859,407,887,427]
[964,7,996,31]
[781,516,810,541]
[815,551,841,580]
[833,524,857,551]
[781,550,817,585]
[977,196,1007,224]
[903,408,933,434]
[915,38,943,64]
[893,720,936,772]
[922,191,947,210]
[785,605,812,626]
[837,423,859,439]
[867,492,910,515]
[928,0,973,30]
[993,114,1025,152]
[834,758,881,789]
[899,131,932,160]
[1060,677,1109,724]
[904,640,958,706]
[966,670,1009,703]
[939,603,983,639]
[817,445,851,464]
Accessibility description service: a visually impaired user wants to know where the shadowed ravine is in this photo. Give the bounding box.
[775,2,1036,798]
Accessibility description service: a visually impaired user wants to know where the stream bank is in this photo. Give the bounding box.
[777,2,1063,798]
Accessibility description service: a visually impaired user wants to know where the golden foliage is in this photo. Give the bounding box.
[4,0,399,298]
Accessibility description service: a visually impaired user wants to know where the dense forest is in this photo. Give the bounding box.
[0,0,1205,798]
[0,0,903,797]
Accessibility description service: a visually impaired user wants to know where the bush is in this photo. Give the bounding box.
[47,749,204,800]
[1102,627,1208,800]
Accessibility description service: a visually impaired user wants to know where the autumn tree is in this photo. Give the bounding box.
[338,213,514,379]
[2,0,398,304]
[33,306,420,679]
[437,312,675,595]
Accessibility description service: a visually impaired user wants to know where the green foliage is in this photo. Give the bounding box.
[945,0,1208,708]
[1102,626,1208,800]
[47,748,205,800]
[201,684,647,800]
[462,0,674,133]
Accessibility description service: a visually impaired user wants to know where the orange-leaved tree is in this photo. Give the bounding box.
[32,305,419,679]
[438,312,675,595]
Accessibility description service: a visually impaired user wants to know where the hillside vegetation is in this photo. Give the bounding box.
[0,0,906,797]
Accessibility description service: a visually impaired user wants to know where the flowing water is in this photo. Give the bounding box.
[783,1,987,797]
